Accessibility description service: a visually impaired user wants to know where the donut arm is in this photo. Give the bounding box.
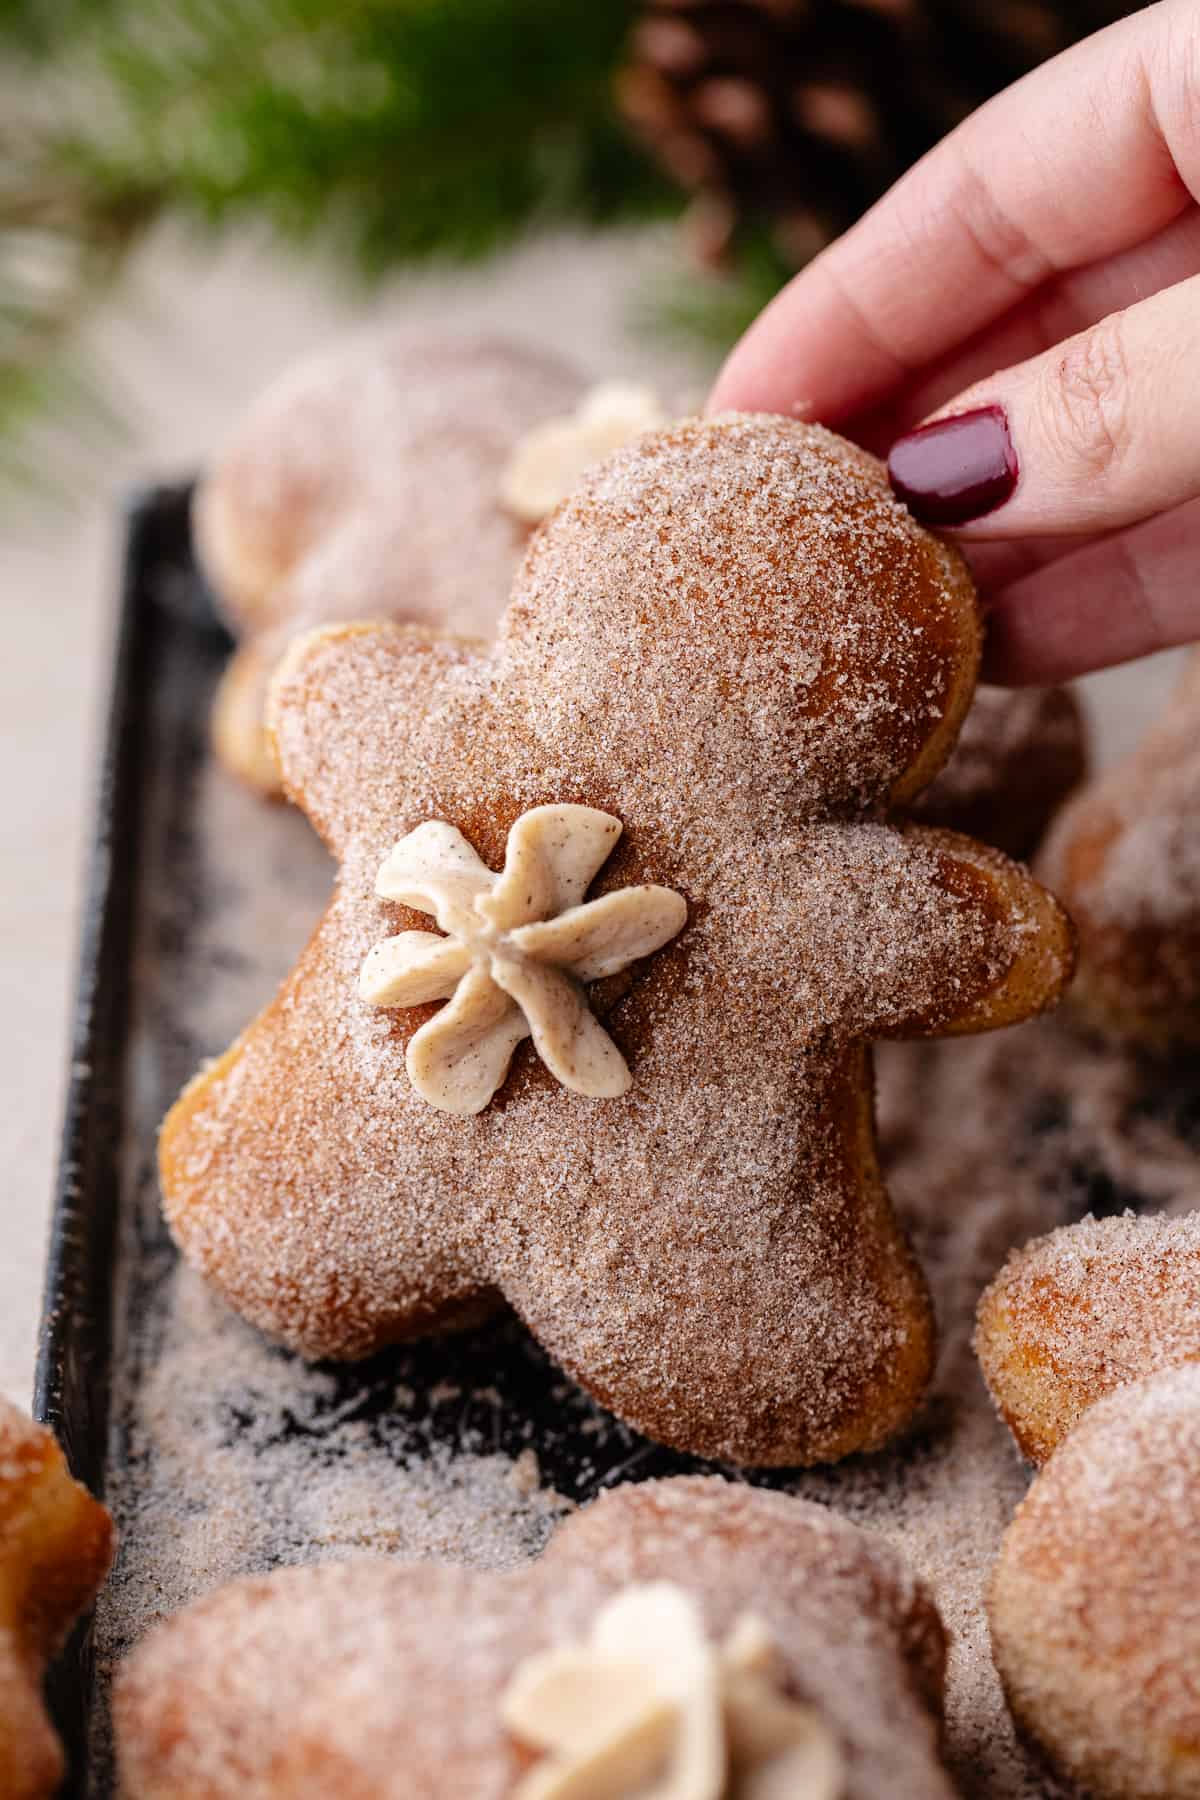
[158,901,500,1362]
[768,824,1074,1045]
[211,638,288,799]
[871,827,1075,1039]
[267,623,496,859]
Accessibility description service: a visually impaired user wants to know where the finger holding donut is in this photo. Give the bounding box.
[711,0,1200,685]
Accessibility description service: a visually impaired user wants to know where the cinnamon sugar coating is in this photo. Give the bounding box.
[989,1364,1200,1799]
[195,335,584,795]
[114,1475,954,1800]
[977,1211,1200,1464]
[0,1399,114,1799]
[911,684,1087,861]
[160,415,1074,1466]
[1041,650,1200,1044]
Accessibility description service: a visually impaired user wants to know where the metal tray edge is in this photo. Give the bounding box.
[32,483,188,1795]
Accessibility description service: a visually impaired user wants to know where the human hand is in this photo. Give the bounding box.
[709,0,1200,685]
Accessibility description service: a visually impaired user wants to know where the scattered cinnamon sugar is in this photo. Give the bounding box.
[91,1268,573,1783]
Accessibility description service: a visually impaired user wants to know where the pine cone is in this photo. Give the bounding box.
[619,0,1134,267]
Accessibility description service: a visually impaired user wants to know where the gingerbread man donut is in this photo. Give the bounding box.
[195,335,589,794]
[989,1363,1200,1800]
[115,1474,954,1800]
[0,1399,114,1800]
[976,1211,1200,1464]
[1041,649,1200,1045]
[161,414,1074,1467]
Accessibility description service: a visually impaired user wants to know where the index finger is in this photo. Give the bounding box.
[709,0,1198,424]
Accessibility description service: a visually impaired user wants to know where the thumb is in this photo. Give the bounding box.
[886,273,1200,537]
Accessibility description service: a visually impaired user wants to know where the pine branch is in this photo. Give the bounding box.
[55,0,672,269]
[0,0,677,493]
[0,0,113,55]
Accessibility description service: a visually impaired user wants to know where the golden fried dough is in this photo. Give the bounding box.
[977,1211,1200,1463]
[161,415,1073,1465]
[911,683,1086,860]
[115,1475,954,1800]
[1042,649,1200,1044]
[989,1364,1200,1799]
[0,1399,113,1800]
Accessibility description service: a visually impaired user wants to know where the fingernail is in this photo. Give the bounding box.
[888,405,1018,526]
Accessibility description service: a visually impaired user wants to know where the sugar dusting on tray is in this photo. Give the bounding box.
[99,1267,573,1628]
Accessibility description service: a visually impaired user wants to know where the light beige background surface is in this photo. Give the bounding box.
[0,225,1183,1407]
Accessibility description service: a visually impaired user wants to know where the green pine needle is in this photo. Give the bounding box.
[0,0,689,493]
[57,0,672,268]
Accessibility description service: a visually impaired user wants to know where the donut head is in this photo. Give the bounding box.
[501,415,981,820]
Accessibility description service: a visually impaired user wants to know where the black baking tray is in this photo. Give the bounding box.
[36,485,1195,1799]
[32,484,218,1792]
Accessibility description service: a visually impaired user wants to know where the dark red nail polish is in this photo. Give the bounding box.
[888,405,1018,526]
